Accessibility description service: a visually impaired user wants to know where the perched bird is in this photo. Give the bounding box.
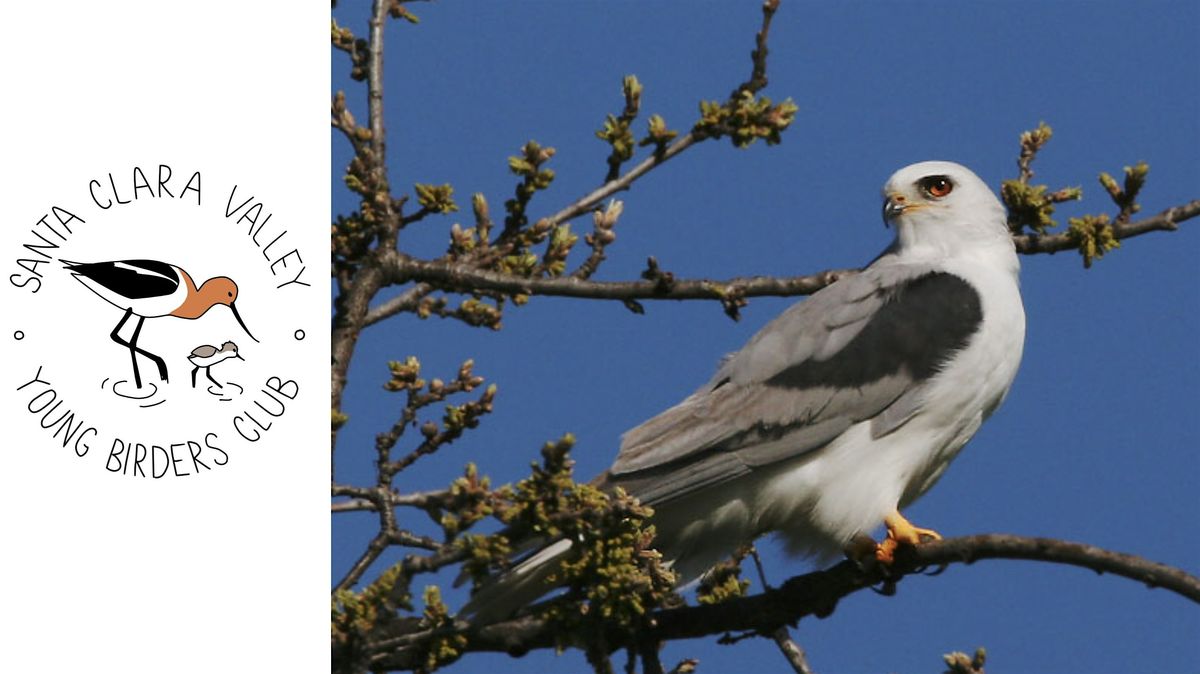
[188,341,244,388]
[62,259,258,388]
[464,161,1026,622]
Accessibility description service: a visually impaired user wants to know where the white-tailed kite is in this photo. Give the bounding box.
[466,161,1025,621]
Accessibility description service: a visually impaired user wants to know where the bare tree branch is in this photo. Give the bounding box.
[364,198,1197,324]
[361,283,432,327]
[332,0,401,457]
[748,546,817,674]
[367,534,1200,669]
[336,530,392,593]
[356,131,702,330]
[355,129,692,330]
[366,3,388,200]
[770,627,816,674]
[331,485,451,513]
[358,1,794,330]
[333,266,384,445]
[376,250,853,310]
[733,0,779,98]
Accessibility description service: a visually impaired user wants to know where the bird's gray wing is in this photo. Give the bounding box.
[605,263,983,506]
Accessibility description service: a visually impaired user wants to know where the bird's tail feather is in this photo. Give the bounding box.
[457,538,574,624]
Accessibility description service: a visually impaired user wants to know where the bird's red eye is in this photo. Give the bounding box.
[920,175,953,198]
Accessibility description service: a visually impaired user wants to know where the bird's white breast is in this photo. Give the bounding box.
[652,247,1025,581]
[761,247,1025,556]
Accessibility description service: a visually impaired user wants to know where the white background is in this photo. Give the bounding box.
[1,3,327,671]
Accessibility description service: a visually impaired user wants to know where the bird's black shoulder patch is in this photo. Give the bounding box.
[766,272,983,390]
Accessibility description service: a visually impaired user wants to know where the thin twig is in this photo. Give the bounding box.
[363,282,432,327]
[332,498,376,513]
[550,133,697,236]
[734,0,780,98]
[366,1,387,197]
[748,545,771,589]
[770,627,817,674]
[1014,199,1198,254]
[748,547,817,673]
[545,0,780,230]
[335,531,391,593]
[331,486,451,513]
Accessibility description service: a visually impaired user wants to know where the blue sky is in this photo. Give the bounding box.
[332,2,1199,672]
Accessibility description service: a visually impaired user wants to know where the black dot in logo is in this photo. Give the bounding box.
[14,330,24,340]
[294,329,305,341]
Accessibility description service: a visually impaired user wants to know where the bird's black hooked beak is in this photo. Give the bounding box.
[229,302,260,343]
[882,194,908,228]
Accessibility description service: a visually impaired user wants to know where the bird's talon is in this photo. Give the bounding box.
[914,526,942,543]
[874,510,942,565]
[874,537,900,565]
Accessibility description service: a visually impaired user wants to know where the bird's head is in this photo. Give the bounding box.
[881,161,1010,256]
[196,277,259,343]
[202,277,239,307]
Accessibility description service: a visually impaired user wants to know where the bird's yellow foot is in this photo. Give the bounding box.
[875,510,942,564]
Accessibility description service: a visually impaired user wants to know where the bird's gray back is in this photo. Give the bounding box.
[606,261,984,506]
